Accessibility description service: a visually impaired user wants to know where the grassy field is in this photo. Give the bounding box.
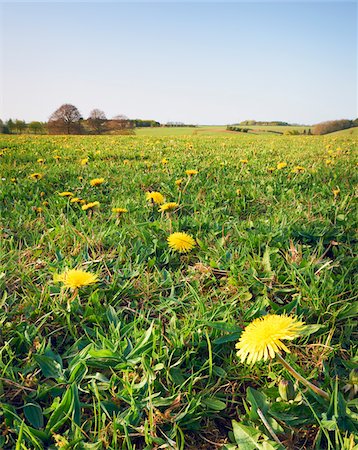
[135,126,227,136]
[328,127,358,136]
[135,125,310,137]
[0,134,357,449]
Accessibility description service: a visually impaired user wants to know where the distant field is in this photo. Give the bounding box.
[136,125,311,136]
[328,126,358,136]
[135,126,227,136]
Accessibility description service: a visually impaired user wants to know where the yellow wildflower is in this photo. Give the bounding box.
[82,201,100,211]
[58,192,74,197]
[145,191,165,204]
[90,178,105,187]
[185,169,198,176]
[30,173,44,180]
[37,158,45,164]
[292,166,305,173]
[53,155,61,160]
[54,269,98,290]
[240,159,248,164]
[277,162,287,170]
[333,188,340,198]
[236,314,305,365]
[81,157,89,165]
[112,207,128,214]
[175,179,183,187]
[159,202,179,212]
[70,197,84,203]
[167,232,196,253]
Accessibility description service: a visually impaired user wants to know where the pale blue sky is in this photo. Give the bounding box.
[1,1,357,124]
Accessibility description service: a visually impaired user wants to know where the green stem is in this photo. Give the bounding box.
[276,353,330,400]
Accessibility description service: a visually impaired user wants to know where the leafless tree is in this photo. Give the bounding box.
[88,109,107,134]
[48,104,83,134]
[109,114,134,133]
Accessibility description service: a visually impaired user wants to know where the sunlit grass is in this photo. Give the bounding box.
[0,133,357,449]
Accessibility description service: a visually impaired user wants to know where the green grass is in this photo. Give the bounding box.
[328,126,358,136]
[135,125,311,137]
[0,134,357,449]
[135,126,227,136]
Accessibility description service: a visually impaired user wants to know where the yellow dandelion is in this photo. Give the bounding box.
[80,157,89,165]
[333,188,340,198]
[58,191,74,197]
[292,166,305,174]
[78,176,84,182]
[145,191,165,204]
[82,201,100,211]
[236,188,241,196]
[53,155,61,160]
[175,179,183,187]
[90,178,105,187]
[34,206,43,214]
[42,201,49,207]
[30,173,44,180]
[159,202,179,212]
[112,207,128,214]
[161,158,168,164]
[37,158,45,164]
[70,197,84,203]
[54,268,99,290]
[167,232,196,253]
[277,162,287,170]
[267,167,275,173]
[240,159,248,164]
[325,159,333,165]
[236,314,305,365]
[11,178,17,183]
[185,169,198,176]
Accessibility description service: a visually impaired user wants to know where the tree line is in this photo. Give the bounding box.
[0,104,162,135]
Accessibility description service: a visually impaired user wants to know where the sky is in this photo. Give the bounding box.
[0,1,357,125]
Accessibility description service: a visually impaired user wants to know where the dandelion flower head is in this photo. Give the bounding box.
[159,202,179,212]
[277,162,287,170]
[30,173,44,180]
[145,191,165,204]
[112,207,128,214]
[236,314,305,365]
[90,178,105,187]
[167,232,196,253]
[185,169,198,176]
[58,191,74,197]
[82,201,100,211]
[54,268,99,290]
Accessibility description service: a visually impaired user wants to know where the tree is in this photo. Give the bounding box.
[6,119,15,134]
[48,104,83,134]
[313,119,352,135]
[14,120,27,134]
[29,121,45,134]
[87,109,107,134]
[107,115,135,134]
